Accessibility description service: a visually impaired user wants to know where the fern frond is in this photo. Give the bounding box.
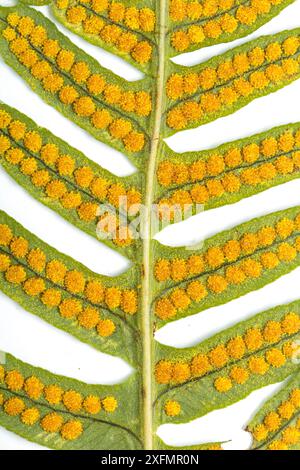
[166,28,300,134]
[156,124,300,224]
[168,0,296,54]
[0,4,151,164]
[1,0,300,450]
[154,299,300,424]
[247,370,300,450]
[0,103,141,256]
[153,206,300,324]
[156,436,223,450]
[0,211,140,364]
[0,353,142,449]
[52,0,156,73]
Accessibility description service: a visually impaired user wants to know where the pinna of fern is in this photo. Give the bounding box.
[0,0,300,450]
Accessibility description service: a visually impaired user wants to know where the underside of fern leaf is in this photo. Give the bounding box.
[1,0,300,450]
[0,353,142,449]
[247,369,300,450]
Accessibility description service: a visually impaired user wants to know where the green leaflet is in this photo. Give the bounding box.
[21,1,52,5]
[52,0,157,74]
[0,211,140,365]
[156,123,300,224]
[0,102,142,258]
[0,353,143,450]
[0,4,152,166]
[52,0,296,72]
[165,28,300,135]
[156,436,223,450]
[0,0,300,451]
[169,0,296,55]
[247,370,300,450]
[153,206,300,325]
[154,299,300,425]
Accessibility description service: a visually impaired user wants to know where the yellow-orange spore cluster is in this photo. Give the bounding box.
[0,107,141,246]
[154,213,300,320]
[155,312,300,394]
[3,13,147,153]
[170,0,288,52]
[55,0,154,65]
[0,221,138,334]
[167,33,300,129]
[252,387,300,450]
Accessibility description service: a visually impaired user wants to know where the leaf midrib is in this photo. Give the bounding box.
[141,0,167,451]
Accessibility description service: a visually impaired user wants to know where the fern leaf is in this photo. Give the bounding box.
[0,103,141,256]
[154,299,300,424]
[156,123,300,225]
[0,353,142,449]
[1,0,300,450]
[166,28,300,134]
[51,0,156,73]
[0,211,140,364]
[169,0,296,54]
[0,4,151,164]
[247,370,300,450]
[21,1,52,5]
[153,206,300,324]
[156,436,223,450]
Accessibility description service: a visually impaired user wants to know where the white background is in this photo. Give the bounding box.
[0,0,300,450]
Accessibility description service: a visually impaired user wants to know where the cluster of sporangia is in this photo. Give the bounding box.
[0,108,141,247]
[55,0,155,65]
[157,128,300,209]
[251,387,300,450]
[170,0,287,52]
[2,11,151,154]
[0,365,117,441]
[155,311,300,418]
[166,32,300,130]
[0,220,138,338]
[154,214,300,320]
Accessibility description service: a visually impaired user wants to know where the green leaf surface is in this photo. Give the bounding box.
[154,299,300,425]
[51,0,157,74]
[0,102,142,258]
[168,0,296,55]
[0,0,300,450]
[0,211,140,365]
[153,206,300,325]
[247,370,300,450]
[155,123,300,224]
[21,0,51,5]
[0,4,152,166]
[156,436,223,450]
[165,28,300,135]
[0,353,143,450]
